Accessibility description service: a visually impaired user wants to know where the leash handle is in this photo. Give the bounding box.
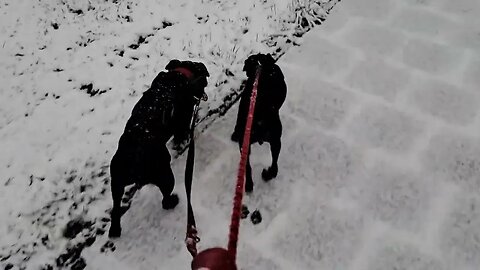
[227,64,262,262]
[186,225,200,256]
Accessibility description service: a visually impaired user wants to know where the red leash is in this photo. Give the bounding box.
[227,65,261,262]
[185,102,201,257]
[189,65,261,269]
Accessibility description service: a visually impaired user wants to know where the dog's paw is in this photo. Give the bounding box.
[241,205,250,219]
[108,225,121,238]
[250,210,262,225]
[261,165,278,181]
[100,240,116,253]
[162,193,179,210]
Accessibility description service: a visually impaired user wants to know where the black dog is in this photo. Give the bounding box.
[109,60,209,238]
[231,53,287,192]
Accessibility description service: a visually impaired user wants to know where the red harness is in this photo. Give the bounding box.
[174,67,194,80]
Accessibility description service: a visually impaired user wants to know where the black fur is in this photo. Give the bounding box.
[232,53,287,192]
[109,60,209,238]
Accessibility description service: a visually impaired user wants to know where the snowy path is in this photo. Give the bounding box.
[89,0,480,269]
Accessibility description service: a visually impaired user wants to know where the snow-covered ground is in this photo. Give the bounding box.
[2,0,480,269]
[0,0,339,269]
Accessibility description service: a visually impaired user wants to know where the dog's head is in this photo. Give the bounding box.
[243,53,276,78]
[166,59,210,101]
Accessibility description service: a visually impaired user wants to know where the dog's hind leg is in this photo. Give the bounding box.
[159,166,179,210]
[109,179,125,238]
[262,136,280,181]
[245,151,254,192]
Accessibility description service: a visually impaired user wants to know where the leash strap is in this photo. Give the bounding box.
[185,64,261,262]
[227,64,262,263]
[185,102,201,257]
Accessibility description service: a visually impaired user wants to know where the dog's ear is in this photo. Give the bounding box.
[193,63,209,91]
[185,62,209,98]
[264,53,275,65]
[191,76,208,89]
[243,55,258,75]
[165,59,181,71]
[193,62,209,78]
[256,53,275,67]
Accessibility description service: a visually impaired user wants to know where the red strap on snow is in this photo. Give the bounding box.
[227,65,262,262]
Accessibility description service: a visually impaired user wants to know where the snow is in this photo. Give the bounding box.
[0,0,338,269]
[2,0,480,269]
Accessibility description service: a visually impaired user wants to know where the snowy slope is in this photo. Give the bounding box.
[0,0,340,269]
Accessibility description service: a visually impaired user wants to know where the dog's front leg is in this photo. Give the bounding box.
[159,165,179,210]
[109,182,125,238]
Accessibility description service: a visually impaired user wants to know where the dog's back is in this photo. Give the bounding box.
[256,62,287,113]
[121,71,190,144]
[112,71,191,185]
[231,53,287,192]
[235,53,287,144]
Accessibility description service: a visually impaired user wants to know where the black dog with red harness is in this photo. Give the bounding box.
[109,60,209,238]
[231,53,287,192]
